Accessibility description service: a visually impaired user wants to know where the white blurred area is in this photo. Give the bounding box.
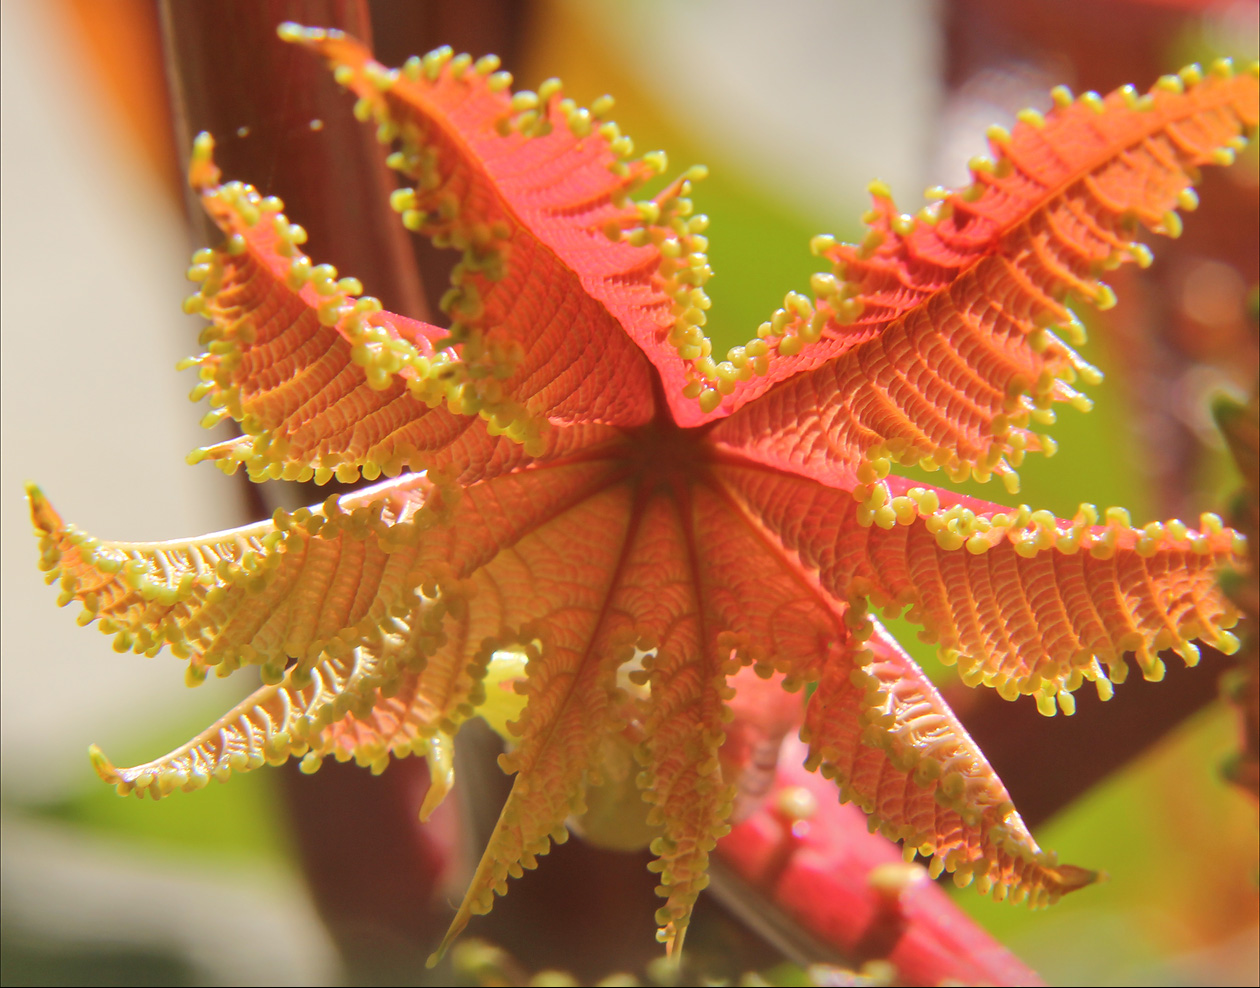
[1,2,338,982]
[2,812,338,985]
[571,0,942,223]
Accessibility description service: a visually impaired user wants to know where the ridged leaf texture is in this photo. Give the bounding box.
[28,25,1256,962]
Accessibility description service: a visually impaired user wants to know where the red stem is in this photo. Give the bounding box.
[717,738,1045,987]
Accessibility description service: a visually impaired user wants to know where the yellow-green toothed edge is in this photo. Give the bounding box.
[843,479,1242,709]
[30,476,465,686]
[181,137,471,481]
[799,607,1085,906]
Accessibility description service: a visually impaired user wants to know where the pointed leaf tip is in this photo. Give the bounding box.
[275,21,343,46]
[88,744,119,784]
[429,920,466,969]
[29,487,70,578]
[187,132,219,191]
[1055,864,1103,893]
[417,734,455,822]
[26,483,62,539]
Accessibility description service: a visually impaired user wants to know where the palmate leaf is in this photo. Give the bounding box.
[28,24,1257,970]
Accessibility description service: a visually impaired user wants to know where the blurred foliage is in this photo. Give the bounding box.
[1,942,194,988]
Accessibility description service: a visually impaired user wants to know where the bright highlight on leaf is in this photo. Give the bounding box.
[28,22,1256,963]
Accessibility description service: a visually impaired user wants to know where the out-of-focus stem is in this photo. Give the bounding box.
[161,0,428,322]
[715,738,1045,987]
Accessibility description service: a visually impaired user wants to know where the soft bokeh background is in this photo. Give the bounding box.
[1,0,1256,984]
